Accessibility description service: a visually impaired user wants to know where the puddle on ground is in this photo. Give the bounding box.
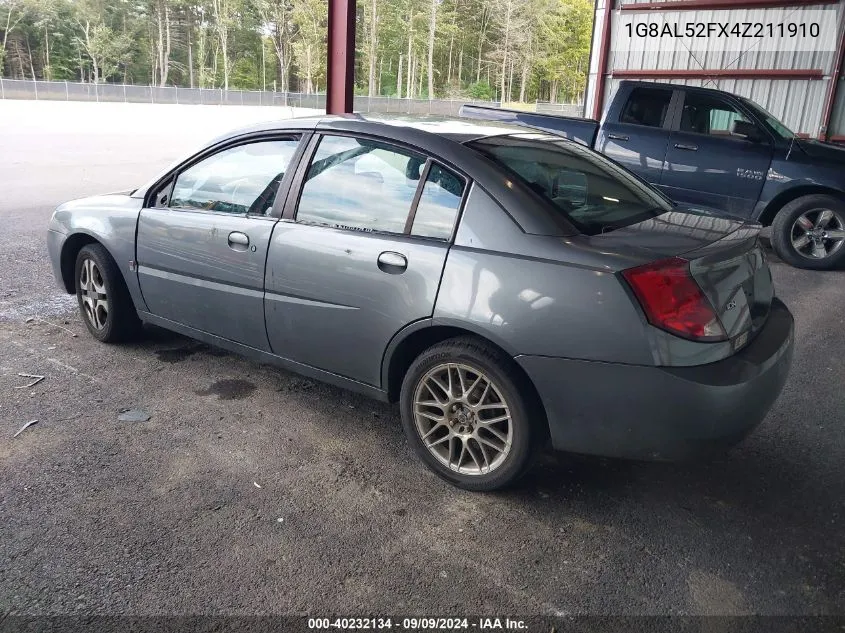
[195,379,256,400]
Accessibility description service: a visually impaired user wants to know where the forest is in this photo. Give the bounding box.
[0,0,593,103]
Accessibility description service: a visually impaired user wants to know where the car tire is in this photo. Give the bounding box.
[399,337,541,491]
[770,194,845,270]
[75,243,141,343]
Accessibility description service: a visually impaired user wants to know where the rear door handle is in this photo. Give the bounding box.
[227,231,250,251]
[674,143,698,151]
[608,133,629,141]
[377,251,407,274]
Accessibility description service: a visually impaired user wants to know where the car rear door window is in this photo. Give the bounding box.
[170,138,299,215]
[619,87,673,128]
[296,135,426,234]
[411,164,465,240]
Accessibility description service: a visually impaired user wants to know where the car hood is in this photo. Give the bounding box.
[587,207,750,261]
[56,192,139,213]
[795,139,845,163]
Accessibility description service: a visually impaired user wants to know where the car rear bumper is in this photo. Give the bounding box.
[516,297,794,460]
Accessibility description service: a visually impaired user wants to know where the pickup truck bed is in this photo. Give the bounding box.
[460,80,845,270]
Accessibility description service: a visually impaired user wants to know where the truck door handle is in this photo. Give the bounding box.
[227,231,250,250]
[377,251,407,274]
[674,143,698,151]
[608,134,629,141]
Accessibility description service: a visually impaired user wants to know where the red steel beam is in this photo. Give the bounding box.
[612,68,825,80]
[620,0,838,10]
[819,19,845,140]
[326,0,356,114]
[593,0,614,120]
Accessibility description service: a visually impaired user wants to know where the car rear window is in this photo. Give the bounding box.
[467,133,673,235]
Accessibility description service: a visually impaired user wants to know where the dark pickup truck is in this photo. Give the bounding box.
[461,80,845,270]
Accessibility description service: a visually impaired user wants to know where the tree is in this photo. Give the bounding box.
[1,0,595,103]
[73,0,132,83]
[0,0,28,75]
[425,0,437,98]
[290,0,324,94]
[210,0,235,89]
[257,0,293,92]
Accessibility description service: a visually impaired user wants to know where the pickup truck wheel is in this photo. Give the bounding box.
[399,337,538,491]
[771,195,845,270]
[75,244,141,343]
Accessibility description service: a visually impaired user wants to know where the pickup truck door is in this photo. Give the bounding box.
[660,91,773,217]
[596,85,677,186]
[135,136,303,351]
[264,133,465,387]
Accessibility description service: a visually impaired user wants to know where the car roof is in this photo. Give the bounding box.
[212,113,526,146]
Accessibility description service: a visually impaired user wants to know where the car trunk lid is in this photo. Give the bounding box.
[685,224,773,346]
[596,209,773,345]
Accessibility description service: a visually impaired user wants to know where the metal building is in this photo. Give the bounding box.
[584,0,845,142]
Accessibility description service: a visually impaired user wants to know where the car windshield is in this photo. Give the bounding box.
[740,98,795,140]
[467,133,674,235]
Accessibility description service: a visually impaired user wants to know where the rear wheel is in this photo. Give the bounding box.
[75,244,141,343]
[399,337,539,491]
[771,195,845,270]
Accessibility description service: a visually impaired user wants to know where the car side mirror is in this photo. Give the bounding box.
[731,120,765,143]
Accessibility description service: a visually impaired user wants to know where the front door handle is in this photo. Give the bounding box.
[227,231,250,251]
[377,251,407,274]
[674,143,698,151]
[608,133,629,141]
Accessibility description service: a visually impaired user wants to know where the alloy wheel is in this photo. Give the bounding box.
[413,362,513,475]
[790,208,845,260]
[79,257,109,330]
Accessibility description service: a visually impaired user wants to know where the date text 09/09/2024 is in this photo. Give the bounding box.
[307,618,528,630]
[625,21,820,39]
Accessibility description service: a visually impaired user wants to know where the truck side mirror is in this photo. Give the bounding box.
[731,120,765,143]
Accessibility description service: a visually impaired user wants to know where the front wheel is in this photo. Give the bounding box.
[770,195,845,270]
[399,337,540,491]
[75,243,141,343]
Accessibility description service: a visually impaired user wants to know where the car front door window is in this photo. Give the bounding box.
[171,139,300,215]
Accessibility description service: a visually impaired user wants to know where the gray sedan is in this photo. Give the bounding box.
[47,115,794,491]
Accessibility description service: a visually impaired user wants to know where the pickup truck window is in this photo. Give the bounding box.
[619,88,673,128]
[679,93,755,139]
[469,133,673,235]
[740,98,794,140]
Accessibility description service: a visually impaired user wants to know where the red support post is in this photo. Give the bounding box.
[593,0,614,121]
[819,22,845,141]
[326,0,356,114]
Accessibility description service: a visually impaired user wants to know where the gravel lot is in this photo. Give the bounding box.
[1,100,844,618]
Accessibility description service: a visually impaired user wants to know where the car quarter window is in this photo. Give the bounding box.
[411,164,465,239]
[169,138,300,215]
[296,135,428,234]
[679,94,753,138]
[619,87,673,128]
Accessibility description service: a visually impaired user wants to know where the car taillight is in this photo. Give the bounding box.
[622,257,727,342]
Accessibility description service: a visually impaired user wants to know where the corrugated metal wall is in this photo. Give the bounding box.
[585,0,845,138]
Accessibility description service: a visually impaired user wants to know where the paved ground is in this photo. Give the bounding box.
[1,101,844,617]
